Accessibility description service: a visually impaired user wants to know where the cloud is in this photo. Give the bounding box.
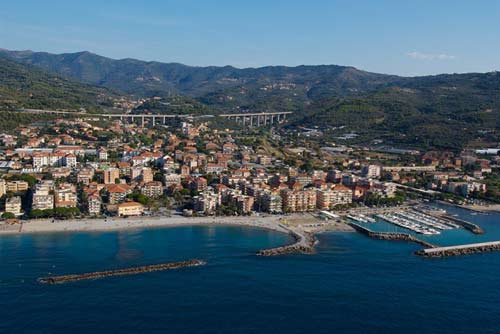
[406,51,456,61]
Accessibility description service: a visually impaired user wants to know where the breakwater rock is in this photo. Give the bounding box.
[348,222,436,248]
[416,241,500,258]
[257,229,316,256]
[442,215,484,234]
[38,259,206,284]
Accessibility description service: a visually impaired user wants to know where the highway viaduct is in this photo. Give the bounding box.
[19,109,292,128]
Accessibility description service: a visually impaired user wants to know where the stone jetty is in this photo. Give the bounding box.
[348,222,436,248]
[416,241,500,258]
[442,215,484,234]
[38,259,206,284]
[257,228,316,256]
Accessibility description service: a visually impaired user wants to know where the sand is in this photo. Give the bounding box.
[0,213,353,236]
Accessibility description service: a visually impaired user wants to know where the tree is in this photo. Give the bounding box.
[1,212,16,219]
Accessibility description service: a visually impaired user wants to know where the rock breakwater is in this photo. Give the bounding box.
[38,259,206,284]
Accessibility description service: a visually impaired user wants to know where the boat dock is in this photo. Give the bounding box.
[416,241,500,258]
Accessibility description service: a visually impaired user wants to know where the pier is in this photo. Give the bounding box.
[348,222,436,248]
[416,241,500,258]
[38,259,206,284]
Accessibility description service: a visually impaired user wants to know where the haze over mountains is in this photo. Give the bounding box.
[1,49,401,98]
[1,48,499,149]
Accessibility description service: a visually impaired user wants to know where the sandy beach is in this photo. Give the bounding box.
[0,213,353,236]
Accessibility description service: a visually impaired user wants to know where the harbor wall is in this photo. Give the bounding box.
[348,222,436,248]
[416,241,500,258]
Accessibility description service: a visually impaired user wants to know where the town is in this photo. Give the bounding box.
[0,112,498,226]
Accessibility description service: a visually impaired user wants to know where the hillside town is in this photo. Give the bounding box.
[0,116,497,223]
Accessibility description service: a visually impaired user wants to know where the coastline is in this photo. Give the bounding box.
[0,213,353,236]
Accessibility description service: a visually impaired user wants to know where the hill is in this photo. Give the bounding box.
[0,53,118,112]
[295,71,500,150]
[2,48,500,150]
[0,49,399,100]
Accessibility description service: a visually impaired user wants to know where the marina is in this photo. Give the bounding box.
[376,213,441,235]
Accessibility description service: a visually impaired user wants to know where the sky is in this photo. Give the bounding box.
[1,0,499,76]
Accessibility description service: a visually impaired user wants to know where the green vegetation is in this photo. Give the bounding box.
[1,212,16,219]
[127,192,152,206]
[0,54,117,112]
[30,207,81,219]
[3,49,500,151]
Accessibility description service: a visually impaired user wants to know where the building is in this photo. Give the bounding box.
[87,194,101,215]
[260,191,283,213]
[130,167,143,182]
[205,163,225,174]
[32,184,54,211]
[362,165,381,179]
[281,188,317,212]
[6,180,29,192]
[117,202,144,217]
[141,181,163,198]
[104,168,120,184]
[141,167,154,183]
[0,179,5,198]
[98,148,108,161]
[64,154,77,168]
[257,155,272,165]
[54,183,78,208]
[32,152,77,168]
[77,169,95,185]
[5,196,22,216]
[106,184,132,204]
[316,185,353,210]
[190,177,208,192]
[164,173,181,187]
[194,191,220,215]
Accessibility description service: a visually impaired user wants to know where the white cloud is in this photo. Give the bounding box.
[406,51,456,61]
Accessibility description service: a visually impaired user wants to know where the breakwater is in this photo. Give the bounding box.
[416,241,500,258]
[442,215,484,234]
[38,259,206,284]
[348,222,436,248]
[257,228,316,256]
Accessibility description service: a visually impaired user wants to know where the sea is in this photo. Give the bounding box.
[1,204,500,334]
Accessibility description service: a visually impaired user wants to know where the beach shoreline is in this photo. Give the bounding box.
[0,213,353,237]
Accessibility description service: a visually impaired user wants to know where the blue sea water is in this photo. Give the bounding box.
[1,207,500,334]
